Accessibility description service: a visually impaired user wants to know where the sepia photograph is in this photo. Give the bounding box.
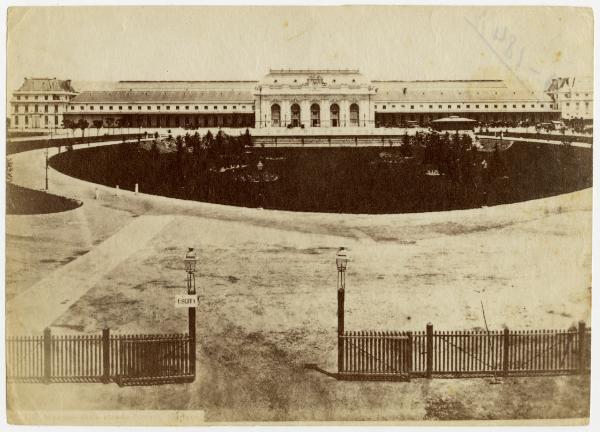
[3,3,595,427]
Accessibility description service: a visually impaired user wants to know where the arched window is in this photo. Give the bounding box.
[330,104,339,127]
[311,103,320,127]
[271,104,281,127]
[350,103,359,126]
[291,104,301,127]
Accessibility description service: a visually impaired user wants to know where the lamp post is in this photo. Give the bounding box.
[184,248,197,374]
[45,128,52,191]
[336,247,348,372]
[257,161,264,208]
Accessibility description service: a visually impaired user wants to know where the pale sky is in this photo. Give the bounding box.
[6,6,594,97]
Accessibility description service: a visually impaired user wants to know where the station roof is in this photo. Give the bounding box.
[372,80,552,102]
[71,89,254,104]
[16,78,77,93]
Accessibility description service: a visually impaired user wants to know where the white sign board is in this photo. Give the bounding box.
[175,294,198,308]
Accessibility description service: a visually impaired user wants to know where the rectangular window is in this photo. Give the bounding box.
[521,104,525,108]
[128,106,132,110]
[70,106,74,111]
[99,106,103,110]
[119,106,123,110]
[44,116,48,125]
[109,106,113,110]
[16,96,20,101]
[156,106,160,110]
[185,106,189,110]
[382,105,386,110]
[148,106,151,110]
[457,105,461,109]
[531,104,535,108]
[475,105,479,109]
[448,105,451,109]
[80,106,83,111]
[90,106,94,111]
[45,95,48,100]
[466,105,470,108]
[374,105,377,109]
[15,116,18,125]
[513,104,517,108]
[438,105,442,109]
[541,104,544,108]
[503,104,507,108]
[138,106,142,110]
[44,105,48,112]
[204,106,208,110]
[55,116,58,125]
[484,105,488,108]
[175,106,179,110]
[429,105,433,109]
[223,106,227,110]
[233,106,237,109]
[195,106,199,110]
[166,106,170,110]
[494,104,498,108]
[410,105,414,109]
[242,106,246,109]
[214,106,218,110]
[35,105,39,113]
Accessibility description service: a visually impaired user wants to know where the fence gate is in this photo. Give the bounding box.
[117,334,194,386]
[338,331,411,381]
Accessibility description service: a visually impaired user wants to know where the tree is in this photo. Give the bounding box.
[105,117,114,134]
[69,120,78,138]
[62,118,73,137]
[77,119,89,142]
[243,128,253,147]
[93,120,103,136]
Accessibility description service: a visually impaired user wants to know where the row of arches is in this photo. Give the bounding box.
[271,103,360,127]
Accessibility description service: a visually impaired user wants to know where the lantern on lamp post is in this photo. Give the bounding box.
[184,247,197,295]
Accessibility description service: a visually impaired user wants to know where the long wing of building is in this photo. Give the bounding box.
[10,69,581,131]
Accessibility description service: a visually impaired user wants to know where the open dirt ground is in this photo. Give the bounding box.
[5,144,592,422]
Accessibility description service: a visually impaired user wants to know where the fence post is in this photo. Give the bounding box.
[43,327,51,383]
[426,323,433,379]
[407,331,413,377]
[102,328,110,383]
[503,327,510,377]
[578,321,586,374]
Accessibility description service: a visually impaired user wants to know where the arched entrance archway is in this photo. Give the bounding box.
[291,104,301,127]
[311,103,320,127]
[271,104,281,127]
[350,103,359,127]
[330,104,339,127]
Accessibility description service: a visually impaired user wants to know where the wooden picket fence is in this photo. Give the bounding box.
[6,328,195,386]
[338,322,591,381]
